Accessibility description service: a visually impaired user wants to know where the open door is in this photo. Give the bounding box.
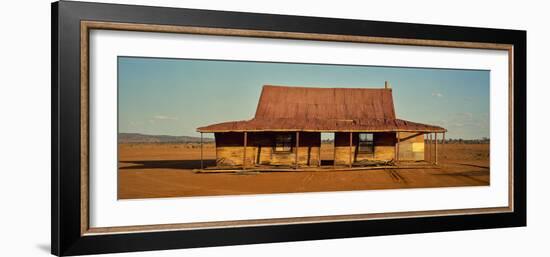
[320,132,335,166]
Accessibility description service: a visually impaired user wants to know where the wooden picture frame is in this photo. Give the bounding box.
[52,1,526,256]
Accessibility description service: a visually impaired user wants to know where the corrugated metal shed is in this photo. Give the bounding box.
[198,85,446,133]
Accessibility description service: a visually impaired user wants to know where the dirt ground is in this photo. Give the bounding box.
[118,143,489,199]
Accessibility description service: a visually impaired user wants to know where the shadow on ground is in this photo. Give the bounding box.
[120,160,340,170]
[120,160,216,170]
[447,162,490,169]
[432,170,490,184]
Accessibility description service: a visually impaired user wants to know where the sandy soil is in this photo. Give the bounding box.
[118,143,489,199]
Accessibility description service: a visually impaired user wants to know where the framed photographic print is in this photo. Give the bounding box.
[51,1,526,256]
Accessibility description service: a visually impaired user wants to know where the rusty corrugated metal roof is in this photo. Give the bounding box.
[198,85,446,133]
[254,85,396,120]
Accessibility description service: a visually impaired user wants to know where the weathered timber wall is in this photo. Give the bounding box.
[398,132,425,161]
[214,132,321,167]
[214,132,251,166]
[374,132,397,160]
[334,132,397,165]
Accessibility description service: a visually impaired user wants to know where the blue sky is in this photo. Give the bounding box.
[118,57,490,139]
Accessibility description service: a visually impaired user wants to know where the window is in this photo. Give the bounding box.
[274,134,293,153]
[358,133,374,154]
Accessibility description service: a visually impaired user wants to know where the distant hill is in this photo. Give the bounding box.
[118,133,214,144]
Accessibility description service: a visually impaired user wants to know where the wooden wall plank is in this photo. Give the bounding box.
[215,132,321,167]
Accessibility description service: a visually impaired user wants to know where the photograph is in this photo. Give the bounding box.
[117,57,490,199]
[46,1,529,255]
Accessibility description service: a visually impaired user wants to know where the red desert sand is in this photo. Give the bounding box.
[118,143,489,199]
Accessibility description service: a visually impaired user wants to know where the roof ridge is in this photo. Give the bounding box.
[263,84,388,90]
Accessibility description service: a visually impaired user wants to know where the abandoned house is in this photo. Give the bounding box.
[197,83,446,169]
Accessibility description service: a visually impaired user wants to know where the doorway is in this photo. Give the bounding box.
[320,133,335,166]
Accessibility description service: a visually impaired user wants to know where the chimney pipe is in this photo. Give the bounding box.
[385,81,390,89]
